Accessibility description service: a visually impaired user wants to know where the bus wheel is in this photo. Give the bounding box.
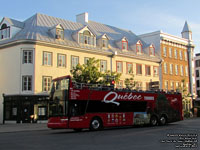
[90,117,103,131]
[159,116,167,126]
[150,116,158,126]
[73,128,83,132]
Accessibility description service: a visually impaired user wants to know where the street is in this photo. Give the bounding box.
[0,118,199,150]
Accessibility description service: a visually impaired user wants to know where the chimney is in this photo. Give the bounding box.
[76,12,88,25]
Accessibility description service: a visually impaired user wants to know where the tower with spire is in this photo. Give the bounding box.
[181,21,192,41]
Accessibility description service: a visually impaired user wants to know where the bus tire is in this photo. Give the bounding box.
[90,117,103,131]
[150,116,158,126]
[159,115,167,126]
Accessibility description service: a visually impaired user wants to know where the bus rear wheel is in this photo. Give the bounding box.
[90,117,103,131]
[150,116,158,126]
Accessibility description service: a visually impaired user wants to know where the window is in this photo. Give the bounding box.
[136,82,142,90]
[185,51,187,61]
[169,48,172,58]
[71,56,79,69]
[170,81,174,90]
[164,63,167,74]
[180,51,183,60]
[196,60,200,67]
[149,46,155,56]
[174,49,177,59]
[176,82,179,89]
[197,90,200,97]
[102,39,108,48]
[56,28,64,39]
[43,52,52,66]
[122,41,128,50]
[164,81,168,91]
[43,76,52,92]
[84,57,90,64]
[196,70,199,77]
[145,65,151,76]
[79,30,95,46]
[100,60,107,72]
[185,66,188,76]
[23,50,33,64]
[136,64,142,75]
[169,64,173,75]
[126,63,133,74]
[197,80,200,88]
[57,54,66,67]
[136,43,142,53]
[22,76,32,91]
[116,61,123,73]
[163,47,167,57]
[175,64,178,75]
[180,65,183,76]
[153,67,158,76]
[0,23,10,39]
[117,80,123,89]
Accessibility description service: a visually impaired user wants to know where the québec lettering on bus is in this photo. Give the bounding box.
[103,91,142,106]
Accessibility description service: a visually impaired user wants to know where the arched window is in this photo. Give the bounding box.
[79,30,95,46]
[0,23,10,39]
[149,45,155,56]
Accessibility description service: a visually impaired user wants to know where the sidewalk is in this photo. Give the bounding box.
[0,123,49,133]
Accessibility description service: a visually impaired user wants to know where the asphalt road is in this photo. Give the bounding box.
[0,118,199,150]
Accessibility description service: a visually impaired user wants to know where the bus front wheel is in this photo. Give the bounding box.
[159,115,167,125]
[90,117,103,131]
[150,116,158,126]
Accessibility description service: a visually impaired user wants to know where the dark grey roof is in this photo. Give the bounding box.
[1,17,24,28]
[0,13,160,62]
[182,21,192,33]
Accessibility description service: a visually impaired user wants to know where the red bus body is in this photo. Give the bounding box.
[48,76,183,130]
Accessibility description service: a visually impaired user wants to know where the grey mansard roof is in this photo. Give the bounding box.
[0,13,161,62]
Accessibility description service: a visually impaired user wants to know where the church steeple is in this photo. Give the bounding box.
[181,21,192,40]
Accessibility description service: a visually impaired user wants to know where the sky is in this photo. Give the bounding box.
[1,0,200,53]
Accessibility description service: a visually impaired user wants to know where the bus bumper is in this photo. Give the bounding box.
[47,117,69,129]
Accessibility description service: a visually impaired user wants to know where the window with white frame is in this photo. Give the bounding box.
[42,76,52,92]
[117,80,123,89]
[180,50,183,60]
[79,30,95,46]
[0,24,10,40]
[136,82,143,90]
[22,76,32,91]
[116,61,123,73]
[164,81,168,91]
[127,63,133,74]
[23,50,33,64]
[56,28,64,39]
[180,65,183,76]
[175,64,178,75]
[71,56,79,69]
[153,67,158,76]
[163,47,167,57]
[170,64,173,75]
[43,52,52,66]
[164,63,167,74]
[102,39,108,48]
[137,43,142,53]
[174,49,177,59]
[170,81,174,90]
[84,57,90,64]
[184,51,187,61]
[176,82,179,89]
[57,54,66,67]
[185,66,188,76]
[100,60,107,72]
[169,48,172,58]
[149,46,155,56]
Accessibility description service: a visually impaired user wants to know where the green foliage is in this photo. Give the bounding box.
[100,70,121,85]
[124,74,137,90]
[177,79,191,100]
[70,57,102,84]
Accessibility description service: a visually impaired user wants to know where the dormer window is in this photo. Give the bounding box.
[56,28,64,40]
[149,45,155,56]
[121,37,128,50]
[136,41,142,53]
[102,39,108,48]
[0,24,10,40]
[79,30,95,46]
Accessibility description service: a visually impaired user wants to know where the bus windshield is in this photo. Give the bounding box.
[49,78,70,117]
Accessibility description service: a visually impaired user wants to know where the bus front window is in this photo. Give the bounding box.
[49,78,69,117]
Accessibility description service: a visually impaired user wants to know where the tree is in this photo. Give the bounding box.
[124,74,137,90]
[101,70,121,85]
[70,57,102,84]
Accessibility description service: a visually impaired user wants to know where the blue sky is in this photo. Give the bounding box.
[1,0,200,53]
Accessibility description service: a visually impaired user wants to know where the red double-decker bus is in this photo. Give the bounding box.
[47,75,183,131]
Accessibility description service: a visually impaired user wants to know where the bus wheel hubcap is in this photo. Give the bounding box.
[92,120,100,129]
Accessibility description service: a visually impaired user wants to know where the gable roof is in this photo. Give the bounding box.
[0,13,160,62]
[0,17,24,28]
